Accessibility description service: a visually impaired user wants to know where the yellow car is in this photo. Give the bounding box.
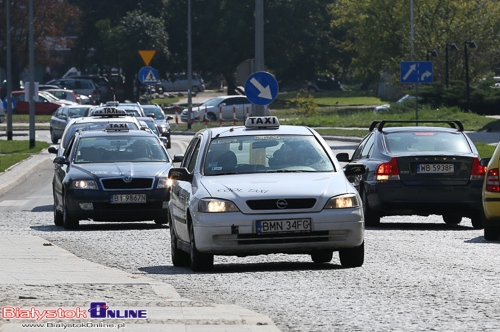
[482,144,500,240]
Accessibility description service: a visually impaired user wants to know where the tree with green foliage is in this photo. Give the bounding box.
[0,0,81,90]
[105,10,169,101]
[164,0,343,93]
[330,0,500,87]
[66,0,168,75]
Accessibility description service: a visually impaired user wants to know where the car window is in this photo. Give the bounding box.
[187,140,201,172]
[385,131,470,153]
[62,121,139,149]
[68,107,89,118]
[75,136,167,163]
[235,97,249,105]
[181,137,201,172]
[204,135,335,175]
[360,134,375,158]
[64,135,76,160]
[203,97,225,107]
[64,80,77,90]
[141,120,159,135]
[143,107,165,119]
[351,133,372,160]
[54,107,64,117]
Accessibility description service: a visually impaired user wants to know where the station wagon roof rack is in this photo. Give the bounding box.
[369,120,463,132]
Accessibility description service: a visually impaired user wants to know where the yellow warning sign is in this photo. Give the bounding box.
[138,50,156,66]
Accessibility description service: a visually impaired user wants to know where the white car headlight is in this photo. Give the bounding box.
[71,180,98,190]
[198,198,240,213]
[324,194,360,209]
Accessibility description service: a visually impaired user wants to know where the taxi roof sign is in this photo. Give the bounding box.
[91,107,128,117]
[245,116,280,129]
[106,123,130,132]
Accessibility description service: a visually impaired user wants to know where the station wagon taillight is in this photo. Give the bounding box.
[375,157,400,181]
[470,157,487,180]
[485,168,500,192]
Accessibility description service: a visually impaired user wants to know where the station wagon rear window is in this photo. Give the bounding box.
[385,132,471,153]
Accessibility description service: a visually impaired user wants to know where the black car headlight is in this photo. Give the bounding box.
[159,125,170,134]
[157,177,169,189]
[71,180,98,190]
[324,194,360,209]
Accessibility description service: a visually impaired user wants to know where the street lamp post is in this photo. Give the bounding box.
[464,41,477,111]
[426,49,438,61]
[445,43,459,88]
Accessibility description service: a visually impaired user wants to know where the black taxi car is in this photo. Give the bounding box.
[51,122,178,229]
[337,120,487,228]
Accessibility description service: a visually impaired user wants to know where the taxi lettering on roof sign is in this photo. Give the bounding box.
[106,123,130,131]
[245,116,280,128]
[92,108,128,117]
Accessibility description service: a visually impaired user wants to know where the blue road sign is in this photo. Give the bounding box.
[3,96,16,110]
[138,66,159,85]
[400,61,433,83]
[244,71,279,106]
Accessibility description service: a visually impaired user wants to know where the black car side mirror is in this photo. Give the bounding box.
[336,152,350,162]
[343,164,366,176]
[53,156,68,165]
[169,167,192,182]
[48,146,58,154]
[480,158,491,167]
[172,154,184,163]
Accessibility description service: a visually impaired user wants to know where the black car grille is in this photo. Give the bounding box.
[101,177,154,190]
[93,201,162,211]
[246,198,316,210]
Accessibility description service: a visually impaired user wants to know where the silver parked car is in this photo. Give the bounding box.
[180,95,269,123]
[47,78,101,104]
[44,89,81,104]
[49,105,94,143]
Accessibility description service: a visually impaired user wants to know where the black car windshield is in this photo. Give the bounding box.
[74,136,168,163]
[140,120,159,136]
[385,131,471,153]
[142,106,165,119]
[62,122,139,149]
[204,135,335,175]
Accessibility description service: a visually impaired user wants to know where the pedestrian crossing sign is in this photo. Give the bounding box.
[138,66,159,85]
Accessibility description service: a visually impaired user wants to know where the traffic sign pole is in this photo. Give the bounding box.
[244,71,279,116]
[400,61,433,124]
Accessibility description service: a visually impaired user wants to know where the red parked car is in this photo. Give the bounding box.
[12,90,76,115]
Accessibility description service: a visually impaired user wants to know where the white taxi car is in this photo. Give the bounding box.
[168,116,366,271]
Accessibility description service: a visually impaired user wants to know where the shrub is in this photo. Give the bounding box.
[288,90,318,117]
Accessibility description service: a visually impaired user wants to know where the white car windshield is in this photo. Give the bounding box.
[204,135,335,175]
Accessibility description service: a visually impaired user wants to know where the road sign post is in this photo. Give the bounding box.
[400,61,433,84]
[400,61,434,124]
[244,71,279,115]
